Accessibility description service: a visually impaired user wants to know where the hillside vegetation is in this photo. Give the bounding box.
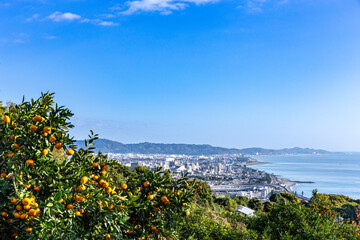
[0,93,359,240]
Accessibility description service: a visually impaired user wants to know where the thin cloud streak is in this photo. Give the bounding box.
[26,13,40,22]
[43,11,119,26]
[47,12,81,22]
[81,18,119,26]
[120,0,215,15]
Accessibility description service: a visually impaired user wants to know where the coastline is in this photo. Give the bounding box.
[246,157,314,200]
[244,161,270,166]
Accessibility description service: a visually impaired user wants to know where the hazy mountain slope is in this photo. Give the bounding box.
[76,139,332,155]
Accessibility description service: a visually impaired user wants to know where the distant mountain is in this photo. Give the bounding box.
[76,138,333,156]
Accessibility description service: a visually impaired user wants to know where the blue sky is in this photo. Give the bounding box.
[1,0,360,151]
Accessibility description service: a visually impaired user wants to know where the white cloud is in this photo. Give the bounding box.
[47,11,81,22]
[26,13,40,22]
[96,20,119,26]
[100,13,118,19]
[13,33,28,43]
[239,0,288,12]
[81,18,119,26]
[120,0,215,15]
[109,4,123,11]
[44,12,119,26]
[246,0,268,12]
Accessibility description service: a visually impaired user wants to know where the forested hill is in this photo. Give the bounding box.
[76,139,332,155]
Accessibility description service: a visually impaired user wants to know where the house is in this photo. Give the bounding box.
[235,205,255,217]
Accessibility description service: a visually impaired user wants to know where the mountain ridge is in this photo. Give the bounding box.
[76,138,333,155]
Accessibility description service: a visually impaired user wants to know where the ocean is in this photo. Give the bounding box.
[251,153,360,200]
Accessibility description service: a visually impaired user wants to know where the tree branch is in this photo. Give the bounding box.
[11,176,18,195]
[0,157,9,168]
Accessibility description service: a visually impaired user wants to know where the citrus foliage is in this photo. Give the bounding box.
[0,93,191,240]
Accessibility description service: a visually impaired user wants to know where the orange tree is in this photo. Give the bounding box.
[0,92,191,240]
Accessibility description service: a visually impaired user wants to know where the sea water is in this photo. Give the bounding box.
[251,153,360,200]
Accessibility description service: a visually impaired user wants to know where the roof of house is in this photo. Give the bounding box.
[235,205,255,215]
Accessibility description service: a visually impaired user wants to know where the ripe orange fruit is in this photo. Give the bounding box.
[186,210,190,216]
[42,149,49,155]
[24,183,31,188]
[49,136,56,143]
[34,209,40,216]
[1,212,8,217]
[3,115,10,124]
[26,159,34,166]
[143,181,150,187]
[16,205,22,211]
[55,143,62,150]
[92,162,99,168]
[24,205,31,211]
[11,198,17,204]
[99,179,105,185]
[20,213,28,219]
[77,185,86,191]
[30,125,37,131]
[80,176,88,184]
[67,204,74,209]
[101,170,106,176]
[43,126,51,134]
[12,232,19,237]
[106,234,111,239]
[14,143,20,149]
[79,209,84,214]
[34,186,40,191]
[32,115,43,122]
[66,149,74,156]
[102,182,109,188]
[147,195,154,201]
[121,183,128,190]
[156,207,160,212]
[28,209,36,216]
[14,213,20,219]
[107,205,114,210]
[102,165,108,171]
[75,195,83,202]
[93,175,99,180]
[42,132,48,136]
[8,152,15,158]
[75,211,81,216]
[151,226,156,231]
[25,227,32,232]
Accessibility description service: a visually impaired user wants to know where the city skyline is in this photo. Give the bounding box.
[1,0,360,151]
